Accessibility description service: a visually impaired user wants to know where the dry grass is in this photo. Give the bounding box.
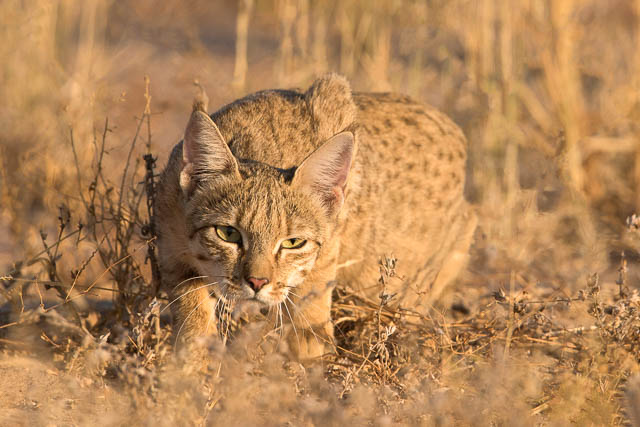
[2,0,640,425]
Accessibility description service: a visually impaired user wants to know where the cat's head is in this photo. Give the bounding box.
[178,79,355,307]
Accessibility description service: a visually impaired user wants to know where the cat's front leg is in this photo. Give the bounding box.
[285,281,335,360]
[169,280,219,350]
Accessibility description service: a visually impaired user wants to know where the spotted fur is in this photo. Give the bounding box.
[155,74,476,359]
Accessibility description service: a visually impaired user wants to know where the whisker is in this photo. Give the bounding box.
[161,281,220,314]
[285,295,324,350]
[204,295,223,337]
[278,303,284,342]
[221,298,233,345]
[219,298,227,343]
[267,305,275,328]
[261,305,281,342]
[216,291,232,344]
[282,298,300,351]
[273,304,280,346]
[174,275,208,289]
[174,274,229,289]
[285,289,327,315]
[175,288,217,346]
[272,304,278,331]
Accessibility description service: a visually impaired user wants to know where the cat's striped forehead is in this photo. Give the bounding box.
[188,170,327,243]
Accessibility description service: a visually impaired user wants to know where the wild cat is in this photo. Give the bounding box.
[155,74,476,359]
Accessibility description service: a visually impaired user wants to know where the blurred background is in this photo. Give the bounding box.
[1,0,640,295]
[3,2,640,423]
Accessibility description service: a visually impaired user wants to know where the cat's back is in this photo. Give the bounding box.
[353,92,467,210]
[206,88,467,184]
[336,92,473,303]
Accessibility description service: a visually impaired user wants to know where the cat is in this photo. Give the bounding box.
[155,74,476,359]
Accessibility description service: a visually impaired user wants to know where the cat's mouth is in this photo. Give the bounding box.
[253,292,286,306]
[249,284,288,306]
[209,279,288,307]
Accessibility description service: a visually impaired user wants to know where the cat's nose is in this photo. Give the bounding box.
[247,277,269,292]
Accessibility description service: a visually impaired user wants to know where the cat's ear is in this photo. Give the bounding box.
[292,132,355,215]
[180,108,239,196]
[305,74,357,140]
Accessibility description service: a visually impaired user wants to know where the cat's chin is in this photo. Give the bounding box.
[233,299,265,314]
[232,298,284,319]
[209,291,286,309]
[254,293,286,306]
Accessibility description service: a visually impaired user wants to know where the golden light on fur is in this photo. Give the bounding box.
[155,74,475,359]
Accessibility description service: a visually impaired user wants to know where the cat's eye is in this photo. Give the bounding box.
[215,225,242,244]
[281,238,306,250]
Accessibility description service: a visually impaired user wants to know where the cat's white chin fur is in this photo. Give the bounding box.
[255,286,286,306]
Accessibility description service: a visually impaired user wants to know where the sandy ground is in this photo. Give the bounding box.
[0,356,129,426]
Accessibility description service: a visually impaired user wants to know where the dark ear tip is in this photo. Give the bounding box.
[183,109,224,153]
[186,110,216,138]
[192,98,208,114]
[189,109,209,122]
[335,131,355,151]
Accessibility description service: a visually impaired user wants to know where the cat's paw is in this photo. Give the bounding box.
[288,323,334,361]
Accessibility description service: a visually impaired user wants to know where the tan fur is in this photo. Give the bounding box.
[155,74,476,359]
